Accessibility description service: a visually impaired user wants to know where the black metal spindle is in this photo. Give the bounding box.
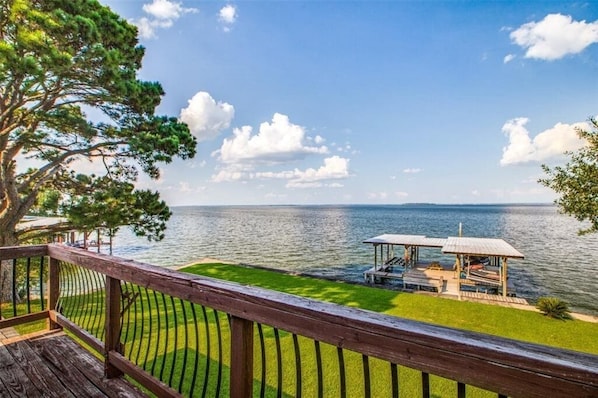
[39,256,45,311]
[26,257,31,313]
[0,261,3,318]
[293,334,302,398]
[422,372,430,398]
[314,340,323,398]
[142,287,154,371]
[213,309,223,397]
[274,327,283,397]
[390,363,399,398]
[97,271,107,337]
[150,290,161,377]
[133,285,145,366]
[159,292,169,382]
[80,268,94,332]
[178,299,189,394]
[168,295,179,388]
[90,270,104,339]
[188,303,200,396]
[56,262,68,317]
[362,354,371,398]
[122,282,134,357]
[337,347,347,398]
[458,382,466,398]
[72,264,86,325]
[200,305,211,398]
[257,323,267,398]
[12,258,17,317]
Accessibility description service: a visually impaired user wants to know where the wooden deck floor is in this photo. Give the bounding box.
[0,329,146,398]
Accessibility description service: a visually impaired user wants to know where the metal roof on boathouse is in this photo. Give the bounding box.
[363,234,524,259]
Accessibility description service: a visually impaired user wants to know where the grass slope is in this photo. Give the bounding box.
[182,263,598,355]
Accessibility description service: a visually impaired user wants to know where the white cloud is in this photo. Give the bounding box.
[403,168,422,174]
[254,170,295,179]
[500,117,587,165]
[180,92,235,142]
[134,17,157,40]
[395,191,408,198]
[218,4,237,25]
[503,54,516,63]
[143,0,195,20]
[314,135,325,145]
[510,14,598,60]
[211,169,246,182]
[216,113,328,164]
[213,156,351,188]
[134,0,198,39]
[471,189,480,196]
[286,156,350,188]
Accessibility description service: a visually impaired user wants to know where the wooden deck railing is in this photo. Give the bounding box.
[1,244,597,397]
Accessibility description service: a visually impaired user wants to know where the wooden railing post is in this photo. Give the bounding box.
[230,316,254,398]
[105,276,123,378]
[47,257,61,330]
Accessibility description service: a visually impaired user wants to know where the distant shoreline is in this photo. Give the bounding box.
[169,202,555,208]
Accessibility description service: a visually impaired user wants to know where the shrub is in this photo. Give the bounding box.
[536,297,572,320]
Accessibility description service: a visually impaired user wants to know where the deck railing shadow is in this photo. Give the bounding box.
[0,244,597,397]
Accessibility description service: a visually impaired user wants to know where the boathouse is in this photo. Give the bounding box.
[363,234,524,298]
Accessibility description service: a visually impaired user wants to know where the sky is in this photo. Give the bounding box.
[97,0,598,206]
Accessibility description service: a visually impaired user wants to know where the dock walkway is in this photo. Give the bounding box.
[460,291,528,305]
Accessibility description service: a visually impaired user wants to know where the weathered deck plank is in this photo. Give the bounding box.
[0,330,146,398]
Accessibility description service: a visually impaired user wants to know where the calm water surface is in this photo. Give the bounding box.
[112,205,598,316]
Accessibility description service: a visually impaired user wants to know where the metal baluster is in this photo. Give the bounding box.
[257,323,266,398]
[362,354,371,398]
[337,347,346,398]
[274,328,283,397]
[314,340,323,398]
[293,334,302,398]
[200,305,211,398]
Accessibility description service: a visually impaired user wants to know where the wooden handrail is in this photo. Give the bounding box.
[2,244,597,397]
[0,244,47,260]
[44,244,598,398]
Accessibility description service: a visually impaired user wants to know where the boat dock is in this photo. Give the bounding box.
[363,233,527,304]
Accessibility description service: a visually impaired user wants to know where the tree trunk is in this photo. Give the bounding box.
[0,260,14,303]
[0,229,19,247]
[0,227,19,303]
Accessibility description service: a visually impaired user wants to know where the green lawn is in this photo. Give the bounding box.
[181,262,598,355]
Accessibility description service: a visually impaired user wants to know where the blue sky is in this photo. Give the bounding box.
[99,0,598,206]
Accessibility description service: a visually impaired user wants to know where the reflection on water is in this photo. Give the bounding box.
[112,205,598,316]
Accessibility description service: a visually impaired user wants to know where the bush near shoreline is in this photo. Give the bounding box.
[182,262,598,355]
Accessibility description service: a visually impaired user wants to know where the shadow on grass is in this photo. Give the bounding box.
[144,347,290,397]
[182,263,403,313]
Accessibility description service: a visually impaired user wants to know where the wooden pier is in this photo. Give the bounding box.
[460,291,529,305]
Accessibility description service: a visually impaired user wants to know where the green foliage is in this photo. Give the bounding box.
[536,296,572,320]
[539,117,598,235]
[0,0,197,245]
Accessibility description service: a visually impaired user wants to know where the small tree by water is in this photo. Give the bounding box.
[536,297,572,320]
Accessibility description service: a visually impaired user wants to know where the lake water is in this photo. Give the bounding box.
[111,205,598,316]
